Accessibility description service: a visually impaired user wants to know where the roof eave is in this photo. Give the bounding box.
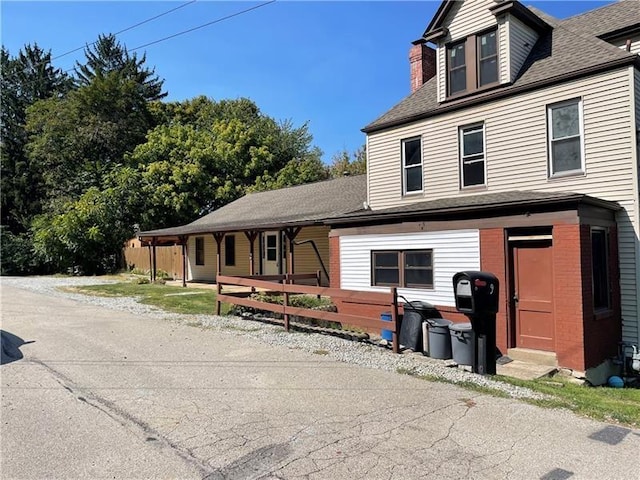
[363,56,638,134]
[489,1,551,32]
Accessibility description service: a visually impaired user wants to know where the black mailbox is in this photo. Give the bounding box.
[453,271,499,315]
[453,271,500,375]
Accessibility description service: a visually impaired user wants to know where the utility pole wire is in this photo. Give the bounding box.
[129,0,276,52]
[52,0,197,62]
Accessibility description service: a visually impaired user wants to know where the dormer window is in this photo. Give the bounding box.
[446,28,499,97]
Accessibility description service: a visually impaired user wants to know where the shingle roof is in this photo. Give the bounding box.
[327,190,620,225]
[139,175,367,237]
[363,1,638,133]
[560,0,640,39]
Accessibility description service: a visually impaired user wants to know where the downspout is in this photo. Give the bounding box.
[293,239,330,286]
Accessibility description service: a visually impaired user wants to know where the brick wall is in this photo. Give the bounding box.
[329,236,340,288]
[409,43,436,93]
[479,228,508,354]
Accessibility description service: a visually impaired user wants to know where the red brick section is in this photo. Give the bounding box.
[329,236,341,289]
[479,228,508,355]
[582,225,621,369]
[409,43,436,93]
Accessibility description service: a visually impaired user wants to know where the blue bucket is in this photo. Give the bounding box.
[381,312,393,341]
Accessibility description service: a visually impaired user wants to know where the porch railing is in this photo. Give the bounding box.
[216,274,401,353]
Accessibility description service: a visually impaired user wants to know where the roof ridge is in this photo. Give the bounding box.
[561,0,621,22]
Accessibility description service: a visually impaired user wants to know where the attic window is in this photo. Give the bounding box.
[446,28,499,97]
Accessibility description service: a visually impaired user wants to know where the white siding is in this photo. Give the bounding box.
[368,66,639,345]
[437,44,446,103]
[498,16,509,84]
[508,15,538,82]
[612,35,640,56]
[444,0,497,41]
[340,230,480,307]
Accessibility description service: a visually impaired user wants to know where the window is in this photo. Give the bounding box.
[591,229,609,310]
[372,250,433,289]
[402,137,422,194]
[448,41,466,95]
[195,237,205,266]
[225,235,235,266]
[266,234,277,261]
[548,99,584,176]
[447,28,498,97]
[459,123,486,187]
[478,30,498,86]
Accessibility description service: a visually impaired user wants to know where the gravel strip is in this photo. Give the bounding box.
[2,276,548,400]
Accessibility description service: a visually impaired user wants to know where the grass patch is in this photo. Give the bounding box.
[495,375,640,427]
[68,282,232,315]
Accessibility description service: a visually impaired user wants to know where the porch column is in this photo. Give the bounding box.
[180,236,187,288]
[147,244,152,281]
[283,227,302,279]
[213,232,225,281]
[244,230,259,276]
[151,237,158,282]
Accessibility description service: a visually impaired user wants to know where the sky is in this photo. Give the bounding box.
[1,1,614,162]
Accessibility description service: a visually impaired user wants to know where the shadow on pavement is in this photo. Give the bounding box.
[1,330,34,365]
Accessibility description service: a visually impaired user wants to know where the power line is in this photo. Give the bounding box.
[52,0,198,62]
[129,0,276,52]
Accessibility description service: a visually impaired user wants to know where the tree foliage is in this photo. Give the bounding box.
[329,145,367,177]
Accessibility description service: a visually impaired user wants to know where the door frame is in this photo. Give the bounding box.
[261,231,282,275]
[507,228,554,350]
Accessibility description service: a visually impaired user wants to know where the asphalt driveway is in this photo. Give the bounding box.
[1,283,639,479]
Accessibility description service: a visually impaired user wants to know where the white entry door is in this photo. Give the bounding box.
[262,231,280,275]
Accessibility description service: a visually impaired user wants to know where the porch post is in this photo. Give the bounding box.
[180,236,187,288]
[244,230,259,276]
[152,237,157,282]
[213,232,225,282]
[283,227,302,278]
[147,244,152,281]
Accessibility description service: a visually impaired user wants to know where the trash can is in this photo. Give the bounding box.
[449,322,474,365]
[400,301,440,351]
[380,312,393,342]
[427,318,453,359]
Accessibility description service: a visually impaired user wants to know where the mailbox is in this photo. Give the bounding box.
[453,271,499,316]
[453,271,500,375]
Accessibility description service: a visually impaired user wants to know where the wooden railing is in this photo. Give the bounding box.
[216,274,401,352]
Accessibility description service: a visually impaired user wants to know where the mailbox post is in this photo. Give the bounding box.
[452,271,499,375]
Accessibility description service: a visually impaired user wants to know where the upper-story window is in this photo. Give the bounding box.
[547,99,584,176]
[459,123,486,188]
[402,137,423,194]
[447,28,499,97]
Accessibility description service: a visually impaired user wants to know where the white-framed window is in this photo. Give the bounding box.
[547,99,584,176]
[459,123,486,188]
[402,137,423,194]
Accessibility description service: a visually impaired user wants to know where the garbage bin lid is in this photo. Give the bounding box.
[449,322,472,332]
[406,300,435,310]
[427,318,453,327]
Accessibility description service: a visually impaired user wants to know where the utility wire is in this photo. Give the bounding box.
[129,0,276,52]
[52,0,198,62]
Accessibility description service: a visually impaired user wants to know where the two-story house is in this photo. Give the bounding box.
[327,0,640,375]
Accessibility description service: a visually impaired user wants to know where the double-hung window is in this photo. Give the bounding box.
[548,99,584,176]
[478,30,498,86]
[591,228,610,310]
[372,250,433,289]
[402,137,423,194]
[459,123,486,188]
[448,41,467,95]
[195,237,205,266]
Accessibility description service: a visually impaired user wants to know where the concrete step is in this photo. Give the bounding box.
[497,360,557,381]
[507,348,558,367]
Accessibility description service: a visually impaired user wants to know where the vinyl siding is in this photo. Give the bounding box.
[340,230,480,306]
[498,17,509,84]
[612,35,640,56]
[508,15,538,82]
[188,234,259,282]
[368,66,638,344]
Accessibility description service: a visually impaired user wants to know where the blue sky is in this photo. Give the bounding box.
[2,1,613,162]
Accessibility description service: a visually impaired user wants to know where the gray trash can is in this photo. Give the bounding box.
[449,322,474,365]
[427,319,453,359]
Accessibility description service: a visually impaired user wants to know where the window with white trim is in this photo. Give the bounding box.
[459,123,486,187]
[402,137,422,194]
[371,250,433,289]
[548,99,584,176]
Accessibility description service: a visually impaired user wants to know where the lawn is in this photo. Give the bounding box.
[68,281,231,315]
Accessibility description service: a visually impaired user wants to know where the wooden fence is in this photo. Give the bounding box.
[123,245,184,279]
[216,274,401,352]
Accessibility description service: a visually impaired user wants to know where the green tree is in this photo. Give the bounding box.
[249,148,328,192]
[329,145,367,177]
[1,44,71,232]
[75,34,166,101]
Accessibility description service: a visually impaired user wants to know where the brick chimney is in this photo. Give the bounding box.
[409,42,436,93]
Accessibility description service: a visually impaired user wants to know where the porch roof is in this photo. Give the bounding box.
[326,190,621,225]
[138,175,367,240]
